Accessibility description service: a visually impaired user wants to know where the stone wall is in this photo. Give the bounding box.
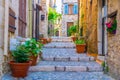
[40,0,48,38]
[62,0,78,37]
[62,15,78,36]
[0,0,6,78]
[107,0,120,79]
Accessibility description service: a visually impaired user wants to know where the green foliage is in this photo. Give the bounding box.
[68,25,77,36]
[48,7,62,24]
[23,39,43,57]
[102,61,109,73]
[75,39,85,45]
[12,45,30,63]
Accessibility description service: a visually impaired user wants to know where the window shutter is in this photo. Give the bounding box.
[73,3,78,14]
[64,4,68,14]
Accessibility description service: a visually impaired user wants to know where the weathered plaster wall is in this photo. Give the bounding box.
[107,0,120,79]
[0,0,5,78]
[40,0,48,38]
[79,0,98,54]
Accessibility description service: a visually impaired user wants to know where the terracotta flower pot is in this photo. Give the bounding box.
[47,38,52,43]
[71,37,77,42]
[76,44,86,53]
[40,38,47,44]
[9,61,31,78]
[30,55,38,66]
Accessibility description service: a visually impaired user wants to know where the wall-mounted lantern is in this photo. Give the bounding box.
[41,15,45,21]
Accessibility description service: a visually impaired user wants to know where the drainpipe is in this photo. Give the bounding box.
[104,0,108,73]
[4,0,9,55]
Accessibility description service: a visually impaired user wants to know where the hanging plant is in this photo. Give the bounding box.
[106,19,117,34]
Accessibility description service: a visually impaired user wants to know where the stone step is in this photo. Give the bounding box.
[42,56,94,62]
[43,42,75,48]
[42,48,94,62]
[51,37,72,42]
[2,72,114,80]
[29,61,103,72]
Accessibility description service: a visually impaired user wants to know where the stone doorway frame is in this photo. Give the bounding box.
[98,0,108,56]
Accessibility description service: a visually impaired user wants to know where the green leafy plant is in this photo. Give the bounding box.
[75,39,85,45]
[68,25,77,36]
[23,39,43,57]
[12,45,30,63]
[102,61,109,73]
[48,7,62,24]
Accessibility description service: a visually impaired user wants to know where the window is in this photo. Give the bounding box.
[64,3,78,15]
[68,4,73,15]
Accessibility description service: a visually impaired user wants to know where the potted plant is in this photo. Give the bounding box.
[24,39,43,66]
[68,25,77,41]
[75,39,86,53]
[9,45,31,77]
[40,38,48,44]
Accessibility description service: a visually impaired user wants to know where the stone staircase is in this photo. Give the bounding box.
[29,37,103,72]
[2,37,114,80]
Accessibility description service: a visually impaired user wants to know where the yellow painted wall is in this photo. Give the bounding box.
[78,0,98,54]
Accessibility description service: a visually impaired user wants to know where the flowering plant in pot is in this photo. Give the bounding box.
[75,39,86,53]
[23,38,43,66]
[9,45,31,78]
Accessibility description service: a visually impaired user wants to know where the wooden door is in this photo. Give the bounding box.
[67,22,73,36]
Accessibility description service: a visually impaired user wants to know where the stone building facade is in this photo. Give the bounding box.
[61,0,78,37]
[79,0,120,79]
[0,0,42,79]
[107,0,120,79]
[39,0,48,38]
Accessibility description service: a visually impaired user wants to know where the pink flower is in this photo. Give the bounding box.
[106,22,112,28]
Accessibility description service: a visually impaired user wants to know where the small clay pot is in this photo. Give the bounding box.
[30,55,38,66]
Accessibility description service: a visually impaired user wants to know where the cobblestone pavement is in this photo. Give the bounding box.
[2,72,114,80]
[2,37,114,80]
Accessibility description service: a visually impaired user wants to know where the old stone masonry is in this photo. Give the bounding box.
[2,37,114,80]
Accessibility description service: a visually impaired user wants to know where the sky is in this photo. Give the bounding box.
[56,0,62,13]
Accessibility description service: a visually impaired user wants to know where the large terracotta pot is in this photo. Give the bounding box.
[40,38,47,44]
[30,55,38,66]
[71,37,77,42]
[9,61,31,78]
[76,44,86,53]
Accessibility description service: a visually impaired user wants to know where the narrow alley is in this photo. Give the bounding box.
[2,37,114,80]
[0,0,120,80]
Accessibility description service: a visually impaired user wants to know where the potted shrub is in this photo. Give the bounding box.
[24,39,43,66]
[75,39,86,53]
[68,25,77,41]
[9,45,31,77]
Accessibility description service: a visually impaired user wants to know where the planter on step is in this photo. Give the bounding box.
[9,61,31,77]
[9,45,31,77]
[75,39,86,53]
[30,55,38,66]
[40,38,48,44]
[23,39,43,66]
[71,37,77,42]
[76,44,86,53]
